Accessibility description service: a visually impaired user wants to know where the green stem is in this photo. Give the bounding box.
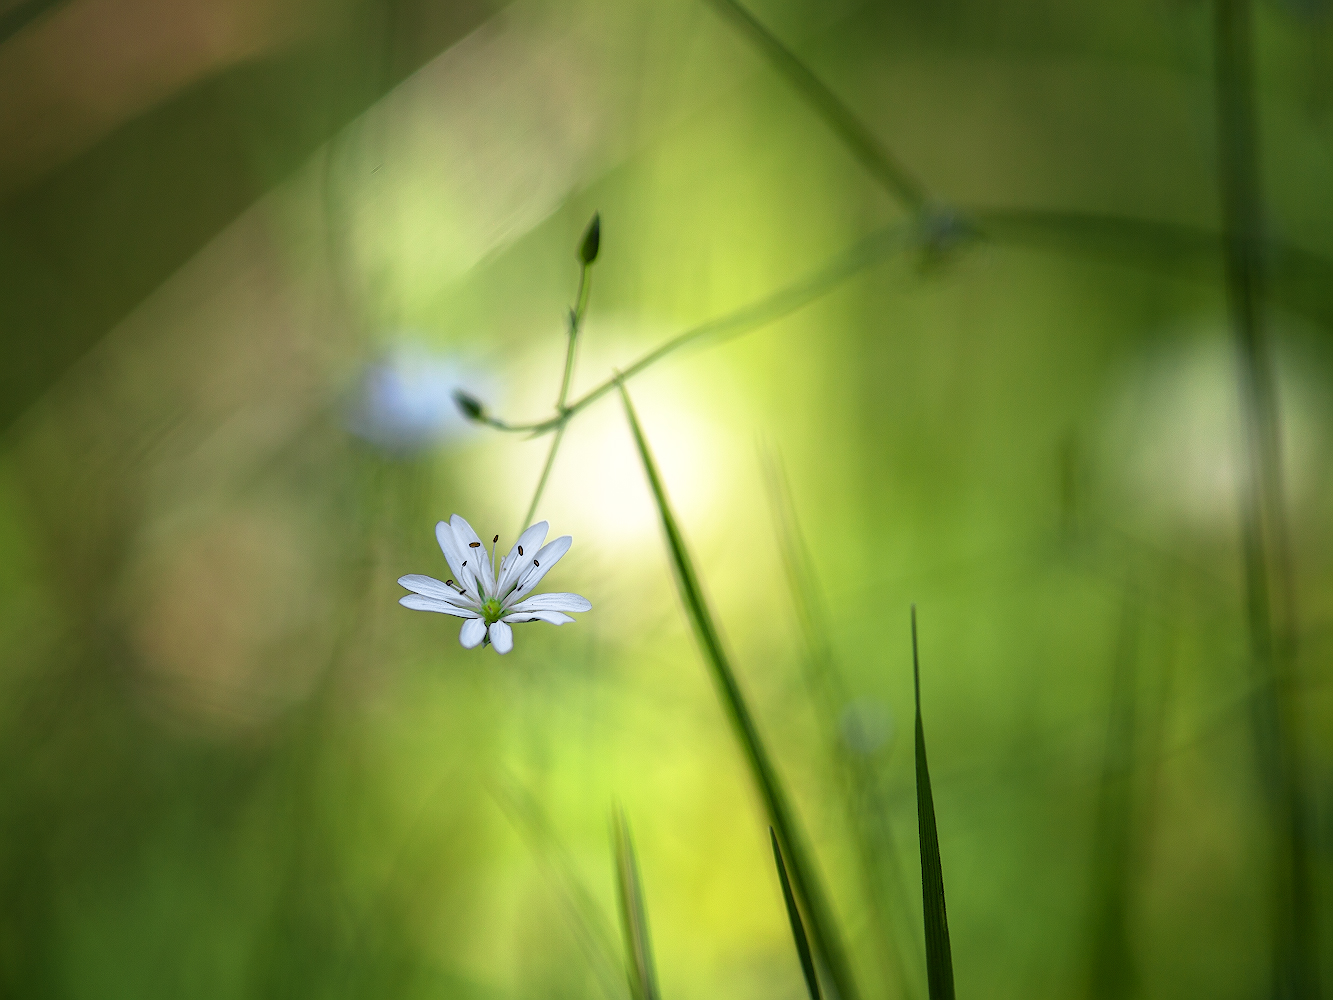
[520,424,566,532]
[558,264,591,411]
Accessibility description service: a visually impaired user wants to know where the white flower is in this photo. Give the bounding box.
[398,515,591,654]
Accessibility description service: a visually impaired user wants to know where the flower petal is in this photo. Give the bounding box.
[508,535,572,600]
[509,592,591,614]
[502,610,575,625]
[497,521,549,597]
[400,594,481,619]
[451,514,497,598]
[488,620,514,654]
[398,574,476,607]
[459,616,487,648]
[435,521,479,598]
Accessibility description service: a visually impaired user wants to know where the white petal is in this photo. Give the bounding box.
[434,521,480,598]
[451,514,496,598]
[459,617,487,648]
[509,592,591,614]
[503,610,575,625]
[497,521,549,597]
[508,535,572,601]
[400,594,481,619]
[397,574,475,607]
[488,620,514,654]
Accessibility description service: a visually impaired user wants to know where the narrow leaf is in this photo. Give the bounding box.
[620,383,860,1000]
[912,606,956,1000]
[612,805,661,1000]
[771,827,822,1000]
[704,0,925,210]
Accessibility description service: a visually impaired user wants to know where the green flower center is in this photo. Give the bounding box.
[481,597,504,624]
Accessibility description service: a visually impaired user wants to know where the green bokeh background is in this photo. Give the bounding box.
[1,1,1332,997]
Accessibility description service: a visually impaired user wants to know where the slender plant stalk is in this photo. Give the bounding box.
[480,223,916,436]
[1211,2,1316,997]
[515,216,598,531]
[620,384,861,1000]
[558,264,592,412]
[612,805,661,1000]
[762,448,921,1000]
[771,827,823,1000]
[521,424,567,533]
[472,208,1333,444]
[911,607,955,1000]
[704,0,926,210]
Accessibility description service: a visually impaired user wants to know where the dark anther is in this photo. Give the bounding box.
[469,541,481,548]
[518,546,524,556]
[493,535,499,544]
[462,560,467,567]
[534,559,540,567]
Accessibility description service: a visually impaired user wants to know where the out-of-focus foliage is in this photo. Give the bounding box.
[1,1,1332,998]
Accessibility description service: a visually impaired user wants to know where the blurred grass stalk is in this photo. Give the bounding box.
[493,776,628,1000]
[910,608,955,1000]
[613,805,662,1000]
[1084,586,1143,1000]
[762,448,922,1000]
[620,384,861,1000]
[1211,1,1317,996]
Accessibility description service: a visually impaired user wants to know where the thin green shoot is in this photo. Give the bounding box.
[771,827,822,1000]
[612,804,661,1000]
[620,381,861,1000]
[912,606,955,1000]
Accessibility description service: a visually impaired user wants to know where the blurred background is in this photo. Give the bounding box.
[1,0,1332,997]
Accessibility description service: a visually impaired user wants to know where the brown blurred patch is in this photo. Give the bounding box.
[0,0,325,195]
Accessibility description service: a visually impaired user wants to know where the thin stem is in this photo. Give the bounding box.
[520,424,566,532]
[558,264,591,412]
[480,222,917,437]
[705,0,927,210]
[470,208,1333,442]
[1212,0,1315,996]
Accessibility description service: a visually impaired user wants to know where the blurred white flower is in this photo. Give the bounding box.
[398,515,591,654]
[346,345,486,452]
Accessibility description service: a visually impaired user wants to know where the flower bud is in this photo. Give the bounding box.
[452,389,485,421]
[578,212,600,265]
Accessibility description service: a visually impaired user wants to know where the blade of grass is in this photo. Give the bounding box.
[492,776,627,1000]
[761,447,922,1000]
[620,384,860,1000]
[1211,1,1316,996]
[704,0,926,210]
[911,606,955,1000]
[612,805,661,1000]
[771,827,823,1000]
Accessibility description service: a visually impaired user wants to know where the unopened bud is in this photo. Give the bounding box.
[453,389,485,421]
[579,212,600,265]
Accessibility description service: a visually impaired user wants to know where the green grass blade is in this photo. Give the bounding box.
[771,827,822,1000]
[911,607,955,1000]
[620,383,860,1000]
[492,776,627,1000]
[704,0,926,210]
[761,447,921,1000]
[612,805,661,1000]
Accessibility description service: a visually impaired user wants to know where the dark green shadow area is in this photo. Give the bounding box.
[0,0,494,432]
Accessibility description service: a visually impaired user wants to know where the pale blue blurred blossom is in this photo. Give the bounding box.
[345,343,491,452]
